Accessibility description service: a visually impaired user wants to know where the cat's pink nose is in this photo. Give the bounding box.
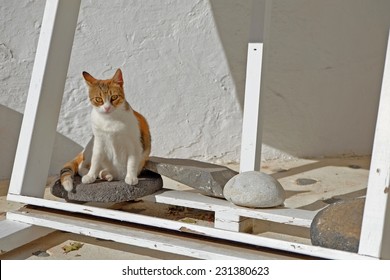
[103,105,111,112]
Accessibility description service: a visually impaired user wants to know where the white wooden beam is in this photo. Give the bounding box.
[144,190,316,227]
[8,0,81,198]
[6,210,287,260]
[359,30,390,259]
[240,0,272,172]
[7,194,374,259]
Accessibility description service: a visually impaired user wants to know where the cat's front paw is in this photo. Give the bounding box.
[125,175,138,186]
[82,174,96,184]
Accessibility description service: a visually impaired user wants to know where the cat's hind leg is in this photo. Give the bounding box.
[99,169,114,182]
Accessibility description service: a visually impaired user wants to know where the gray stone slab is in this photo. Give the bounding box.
[50,170,163,203]
[145,156,238,198]
[310,197,365,253]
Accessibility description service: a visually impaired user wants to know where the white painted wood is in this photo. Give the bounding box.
[7,194,373,259]
[214,212,253,232]
[359,30,390,259]
[6,211,282,260]
[145,190,316,227]
[0,219,53,254]
[240,43,265,172]
[8,0,81,198]
[240,0,272,172]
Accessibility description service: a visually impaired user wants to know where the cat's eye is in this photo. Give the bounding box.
[94,97,103,103]
[111,95,119,101]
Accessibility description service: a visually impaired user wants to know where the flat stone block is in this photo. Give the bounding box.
[145,156,238,198]
[50,170,163,203]
[310,197,365,253]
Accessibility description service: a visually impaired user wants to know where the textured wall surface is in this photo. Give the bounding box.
[1,0,390,176]
[262,0,390,158]
[0,0,248,165]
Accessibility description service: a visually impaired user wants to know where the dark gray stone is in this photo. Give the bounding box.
[145,156,238,198]
[310,197,365,253]
[50,170,163,203]
[223,171,285,208]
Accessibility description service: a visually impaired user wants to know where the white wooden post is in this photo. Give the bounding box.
[8,0,81,198]
[239,0,271,172]
[359,31,390,259]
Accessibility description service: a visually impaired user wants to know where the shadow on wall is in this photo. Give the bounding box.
[0,104,82,180]
[210,0,390,158]
[209,0,252,111]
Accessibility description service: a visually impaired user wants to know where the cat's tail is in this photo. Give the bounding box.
[60,137,93,192]
[60,152,84,192]
[134,110,151,172]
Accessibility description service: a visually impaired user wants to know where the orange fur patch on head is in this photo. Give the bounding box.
[82,71,96,86]
[83,70,126,109]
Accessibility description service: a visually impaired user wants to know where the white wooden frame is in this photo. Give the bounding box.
[358,30,390,259]
[239,0,271,172]
[2,0,390,259]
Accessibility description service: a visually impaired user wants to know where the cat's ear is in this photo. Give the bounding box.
[82,71,96,86]
[112,69,124,87]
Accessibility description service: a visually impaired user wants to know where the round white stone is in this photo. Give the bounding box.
[223,171,285,208]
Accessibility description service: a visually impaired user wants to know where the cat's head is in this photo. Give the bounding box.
[82,69,127,114]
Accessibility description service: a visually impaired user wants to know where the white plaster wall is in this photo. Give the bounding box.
[1,0,246,165]
[1,0,390,178]
[262,0,390,158]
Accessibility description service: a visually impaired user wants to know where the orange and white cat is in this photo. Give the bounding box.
[60,69,151,192]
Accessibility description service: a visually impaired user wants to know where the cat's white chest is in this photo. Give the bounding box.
[92,110,129,134]
[90,109,141,179]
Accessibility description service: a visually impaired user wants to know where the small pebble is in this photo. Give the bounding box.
[348,165,361,169]
[272,168,289,173]
[295,178,318,185]
[32,250,50,257]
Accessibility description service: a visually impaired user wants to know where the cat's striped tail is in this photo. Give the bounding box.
[60,137,93,192]
[60,152,84,192]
